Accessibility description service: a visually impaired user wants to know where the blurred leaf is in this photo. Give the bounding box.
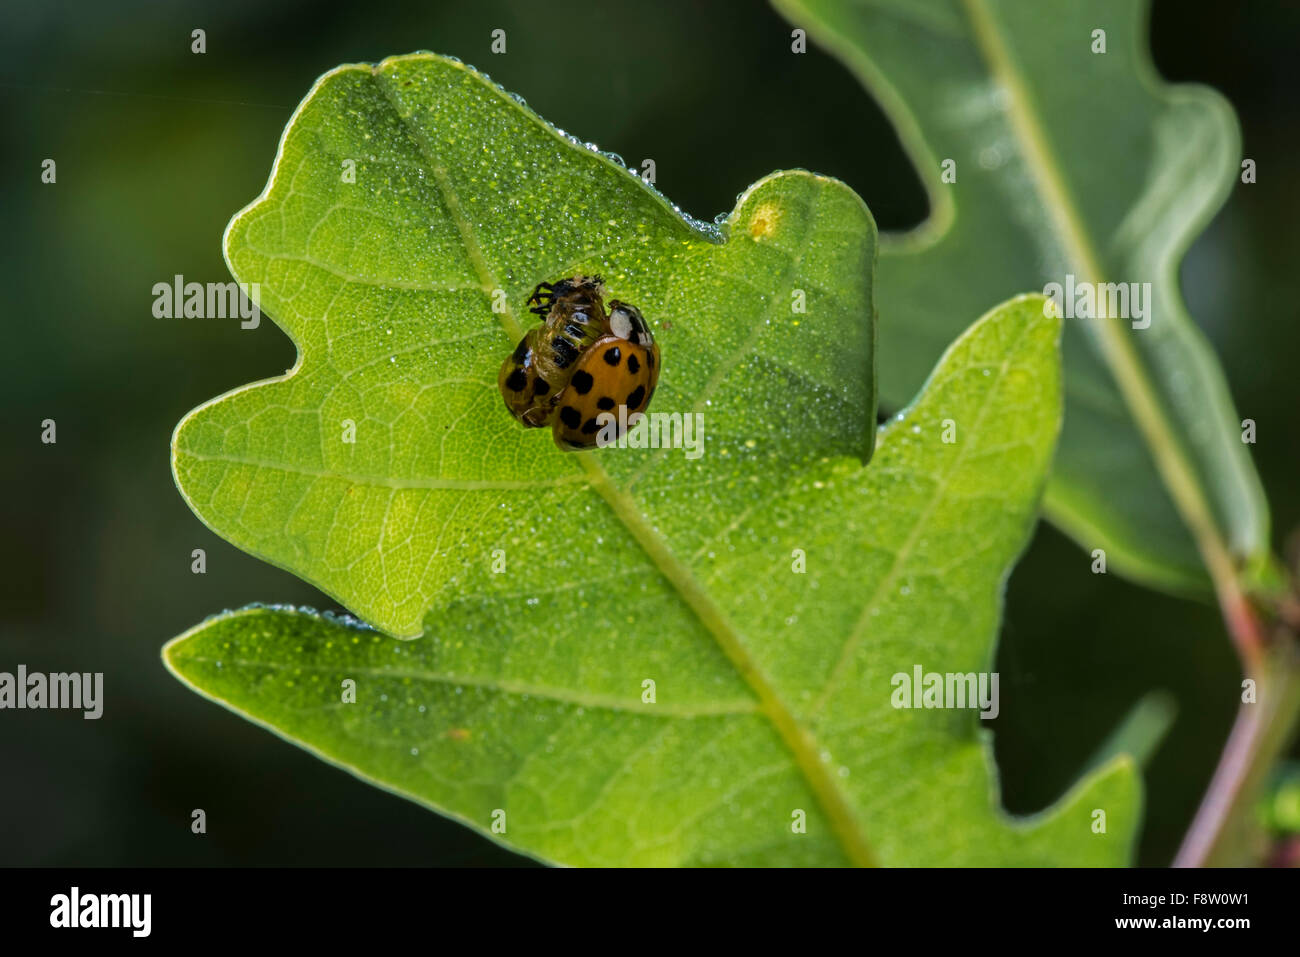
[1258,762,1300,835]
[1083,690,1176,774]
[774,0,1269,592]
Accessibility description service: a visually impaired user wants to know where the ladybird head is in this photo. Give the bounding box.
[551,274,605,303]
[608,300,653,347]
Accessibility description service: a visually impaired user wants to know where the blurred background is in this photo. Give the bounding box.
[1,0,1297,866]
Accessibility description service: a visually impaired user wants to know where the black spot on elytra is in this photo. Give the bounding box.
[512,339,530,363]
[581,417,601,435]
[627,353,640,374]
[603,346,621,366]
[552,337,578,369]
[532,379,550,396]
[626,384,646,409]
[571,370,594,395]
[560,406,581,429]
[505,369,528,393]
[597,396,615,411]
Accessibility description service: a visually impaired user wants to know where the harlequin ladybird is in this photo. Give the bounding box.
[498,276,608,427]
[551,301,660,451]
[497,278,661,451]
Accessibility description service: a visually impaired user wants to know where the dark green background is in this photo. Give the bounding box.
[1,0,1296,865]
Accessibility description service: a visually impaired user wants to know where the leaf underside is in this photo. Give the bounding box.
[774,0,1269,592]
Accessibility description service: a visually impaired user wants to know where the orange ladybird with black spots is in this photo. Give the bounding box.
[551,301,659,450]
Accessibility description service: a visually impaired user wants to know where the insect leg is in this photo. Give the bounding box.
[526,281,555,308]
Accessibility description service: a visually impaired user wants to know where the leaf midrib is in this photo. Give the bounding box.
[957,0,1241,604]
[370,59,878,867]
[176,648,759,717]
[784,0,1247,599]
[181,450,588,491]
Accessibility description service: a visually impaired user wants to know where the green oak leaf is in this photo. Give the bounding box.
[171,228,1139,864]
[774,0,1269,592]
[174,53,877,641]
[170,53,1139,865]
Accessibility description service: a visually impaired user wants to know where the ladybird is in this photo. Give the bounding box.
[498,276,608,427]
[551,301,660,451]
[498,279,661,451]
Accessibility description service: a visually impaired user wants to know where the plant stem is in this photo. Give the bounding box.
[962,0,1300,866]
[1173,613,1300,867]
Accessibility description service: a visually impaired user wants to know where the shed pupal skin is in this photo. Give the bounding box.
[498,275,608,427]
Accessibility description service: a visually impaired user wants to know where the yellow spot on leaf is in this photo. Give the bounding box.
[749,203,780,240]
